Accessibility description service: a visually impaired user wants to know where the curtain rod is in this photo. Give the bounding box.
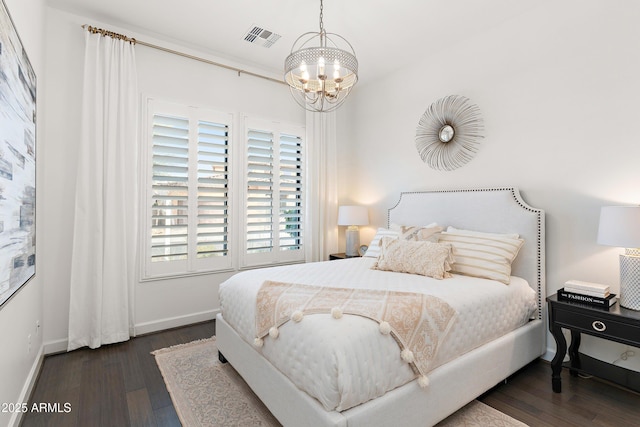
[81,24,286,86]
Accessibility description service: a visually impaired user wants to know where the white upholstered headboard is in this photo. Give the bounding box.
[388,187,546,319]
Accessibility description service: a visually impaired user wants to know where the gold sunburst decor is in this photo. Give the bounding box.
[415,95,484,171]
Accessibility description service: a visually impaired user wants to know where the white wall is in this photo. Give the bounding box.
[42,8,304,351]
[0,1,46,425]
[339,0,640,370]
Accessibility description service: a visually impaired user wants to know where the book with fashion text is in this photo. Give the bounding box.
[558,288,617,309]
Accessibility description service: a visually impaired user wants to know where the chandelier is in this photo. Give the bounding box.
[284,0,358,112]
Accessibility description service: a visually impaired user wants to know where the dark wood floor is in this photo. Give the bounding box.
[21,320,640,426]
[478,358,640,426]
[21,321,216,427]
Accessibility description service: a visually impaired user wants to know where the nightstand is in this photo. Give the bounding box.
[329,253,361,260]
[547,293,640,393]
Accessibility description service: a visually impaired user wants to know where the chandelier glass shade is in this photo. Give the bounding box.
[284,1,358,112]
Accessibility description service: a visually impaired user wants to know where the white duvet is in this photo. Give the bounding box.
[219,257,537,412]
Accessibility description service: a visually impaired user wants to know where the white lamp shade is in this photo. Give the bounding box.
[597,206,640,248]
[338,205,369,226]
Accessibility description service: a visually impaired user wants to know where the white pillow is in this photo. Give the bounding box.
[438,227,524,284]
[363,228,399,258]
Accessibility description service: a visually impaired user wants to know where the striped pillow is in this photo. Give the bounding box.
[438,227,524,284]
[363,228,400,258]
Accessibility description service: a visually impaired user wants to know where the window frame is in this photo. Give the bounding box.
[140,99,307,281]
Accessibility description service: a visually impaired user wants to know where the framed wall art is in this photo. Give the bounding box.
[0,0,37,308]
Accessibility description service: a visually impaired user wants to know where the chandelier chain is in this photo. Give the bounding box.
[319,0,324,33]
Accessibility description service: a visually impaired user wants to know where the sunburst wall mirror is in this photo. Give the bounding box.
[415,95,484,171]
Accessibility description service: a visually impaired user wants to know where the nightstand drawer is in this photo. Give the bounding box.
[555,309,640,342]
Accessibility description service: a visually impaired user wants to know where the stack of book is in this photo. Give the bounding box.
[558,280,617,309]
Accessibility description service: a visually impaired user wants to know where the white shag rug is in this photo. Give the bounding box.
[153,337,528,427]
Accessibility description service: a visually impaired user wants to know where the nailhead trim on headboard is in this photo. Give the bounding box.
[387,187,545,320]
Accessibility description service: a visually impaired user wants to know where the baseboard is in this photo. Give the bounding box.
[42,309,220,356]
[43,338,68,355]
[9,345,44,427]
[133,309,219,336]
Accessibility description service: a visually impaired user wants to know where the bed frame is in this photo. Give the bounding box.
[216,187,546,426]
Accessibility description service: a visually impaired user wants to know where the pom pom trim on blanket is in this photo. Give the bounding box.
[253,281,458,389]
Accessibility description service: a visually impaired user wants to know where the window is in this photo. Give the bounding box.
[142,100,306,279]
[144,100,233,279]
[243,118,305,267]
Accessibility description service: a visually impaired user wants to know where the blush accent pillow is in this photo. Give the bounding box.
[437,227,524,284]
[372,237,454,279]
[364,224,442,258]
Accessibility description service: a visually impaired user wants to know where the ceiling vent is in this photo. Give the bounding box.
[243,25,281,48]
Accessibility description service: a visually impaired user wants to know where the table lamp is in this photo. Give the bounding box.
[597,205,640,310]
[338,206,369,256]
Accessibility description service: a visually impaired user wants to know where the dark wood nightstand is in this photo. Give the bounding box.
[329,253,361,260]
[547,293,640,393]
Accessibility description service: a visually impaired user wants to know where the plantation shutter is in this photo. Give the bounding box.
[279,133,303,251]
[246,129,274,254]
[243,118,305,267]
[151,114,190,263]
[145,100,232,279]
[196,120,230,259]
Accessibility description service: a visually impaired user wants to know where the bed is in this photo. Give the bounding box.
[216,187,546,426]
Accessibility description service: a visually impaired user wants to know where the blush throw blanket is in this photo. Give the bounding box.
[254,281,458,387]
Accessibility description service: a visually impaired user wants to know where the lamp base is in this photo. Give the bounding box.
[345,227,360,257]
[619,254,640,310]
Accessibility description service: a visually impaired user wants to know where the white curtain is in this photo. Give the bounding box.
[305,111,339,261]
[67,31,139,351]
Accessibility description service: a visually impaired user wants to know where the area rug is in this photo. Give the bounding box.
[153,337,528,426]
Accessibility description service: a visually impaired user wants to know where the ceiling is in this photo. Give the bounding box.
[48,0,539,85]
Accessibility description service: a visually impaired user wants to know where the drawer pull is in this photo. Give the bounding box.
[592,320,606,332]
